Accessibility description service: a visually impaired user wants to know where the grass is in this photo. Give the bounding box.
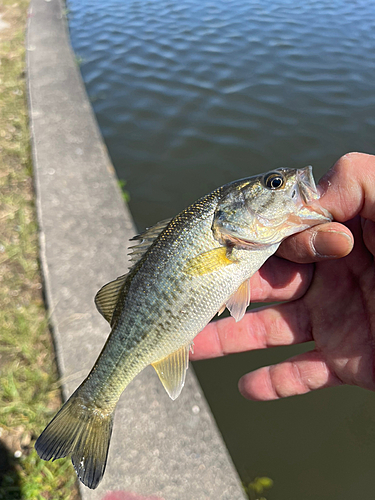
[243,476,273,500]
[0,0,79,498]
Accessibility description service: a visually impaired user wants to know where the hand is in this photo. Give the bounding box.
[191,152,375,400]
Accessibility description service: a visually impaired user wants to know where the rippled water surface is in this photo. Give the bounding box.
[68,1,375,498]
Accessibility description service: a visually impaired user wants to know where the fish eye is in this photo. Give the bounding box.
[263,172,285,190]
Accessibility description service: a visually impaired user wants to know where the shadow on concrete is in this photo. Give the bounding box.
[0,439,22,500]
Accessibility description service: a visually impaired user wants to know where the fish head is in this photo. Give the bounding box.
[212,166,332,248]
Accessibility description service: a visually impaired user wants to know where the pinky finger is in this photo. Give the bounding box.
[238,350,343,401]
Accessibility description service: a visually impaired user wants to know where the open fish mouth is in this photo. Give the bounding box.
[294,166,332,222]
[296,165,319,204]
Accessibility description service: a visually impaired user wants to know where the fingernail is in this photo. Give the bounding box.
[312,230,353,258]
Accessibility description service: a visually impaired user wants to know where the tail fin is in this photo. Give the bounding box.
[35,390,114,489]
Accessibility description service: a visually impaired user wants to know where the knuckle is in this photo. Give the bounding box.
[332,153,356,179]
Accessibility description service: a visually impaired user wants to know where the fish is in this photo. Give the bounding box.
[35,166,332,489]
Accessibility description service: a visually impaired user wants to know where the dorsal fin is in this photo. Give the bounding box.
[96,219,171,324]
[128,218,171,264]
[94,274,128,324]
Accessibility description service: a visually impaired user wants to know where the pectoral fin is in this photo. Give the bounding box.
[225,279,251,322]
[184,247,236,276]
[152,344,190,400]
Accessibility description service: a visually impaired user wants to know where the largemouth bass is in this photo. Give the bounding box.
[35,166,332,488]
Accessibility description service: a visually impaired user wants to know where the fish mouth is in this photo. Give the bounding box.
[294,166,332,222]
[296,165,319,203]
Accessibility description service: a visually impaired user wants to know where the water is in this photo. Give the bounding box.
[68,1,375,498]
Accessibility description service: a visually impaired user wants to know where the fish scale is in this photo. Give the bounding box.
[35,166,332,489]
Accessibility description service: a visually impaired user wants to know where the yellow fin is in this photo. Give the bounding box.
[225,279,251,322]
[152,344,190,400]
[184,247,236,276]
[35,389,113,489]
[95,274,128,324]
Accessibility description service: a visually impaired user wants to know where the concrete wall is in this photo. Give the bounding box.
[26,0,246,499]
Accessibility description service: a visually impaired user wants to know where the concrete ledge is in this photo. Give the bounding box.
[26,0,246,498]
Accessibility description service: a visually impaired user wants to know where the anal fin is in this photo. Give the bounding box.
[152,344,190,400]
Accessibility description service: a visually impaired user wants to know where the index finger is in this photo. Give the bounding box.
[318,152,375,222]
[191,299,311,360]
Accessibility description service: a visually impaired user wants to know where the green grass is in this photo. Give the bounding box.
[243,476,274,500]
[0,1,79,498]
